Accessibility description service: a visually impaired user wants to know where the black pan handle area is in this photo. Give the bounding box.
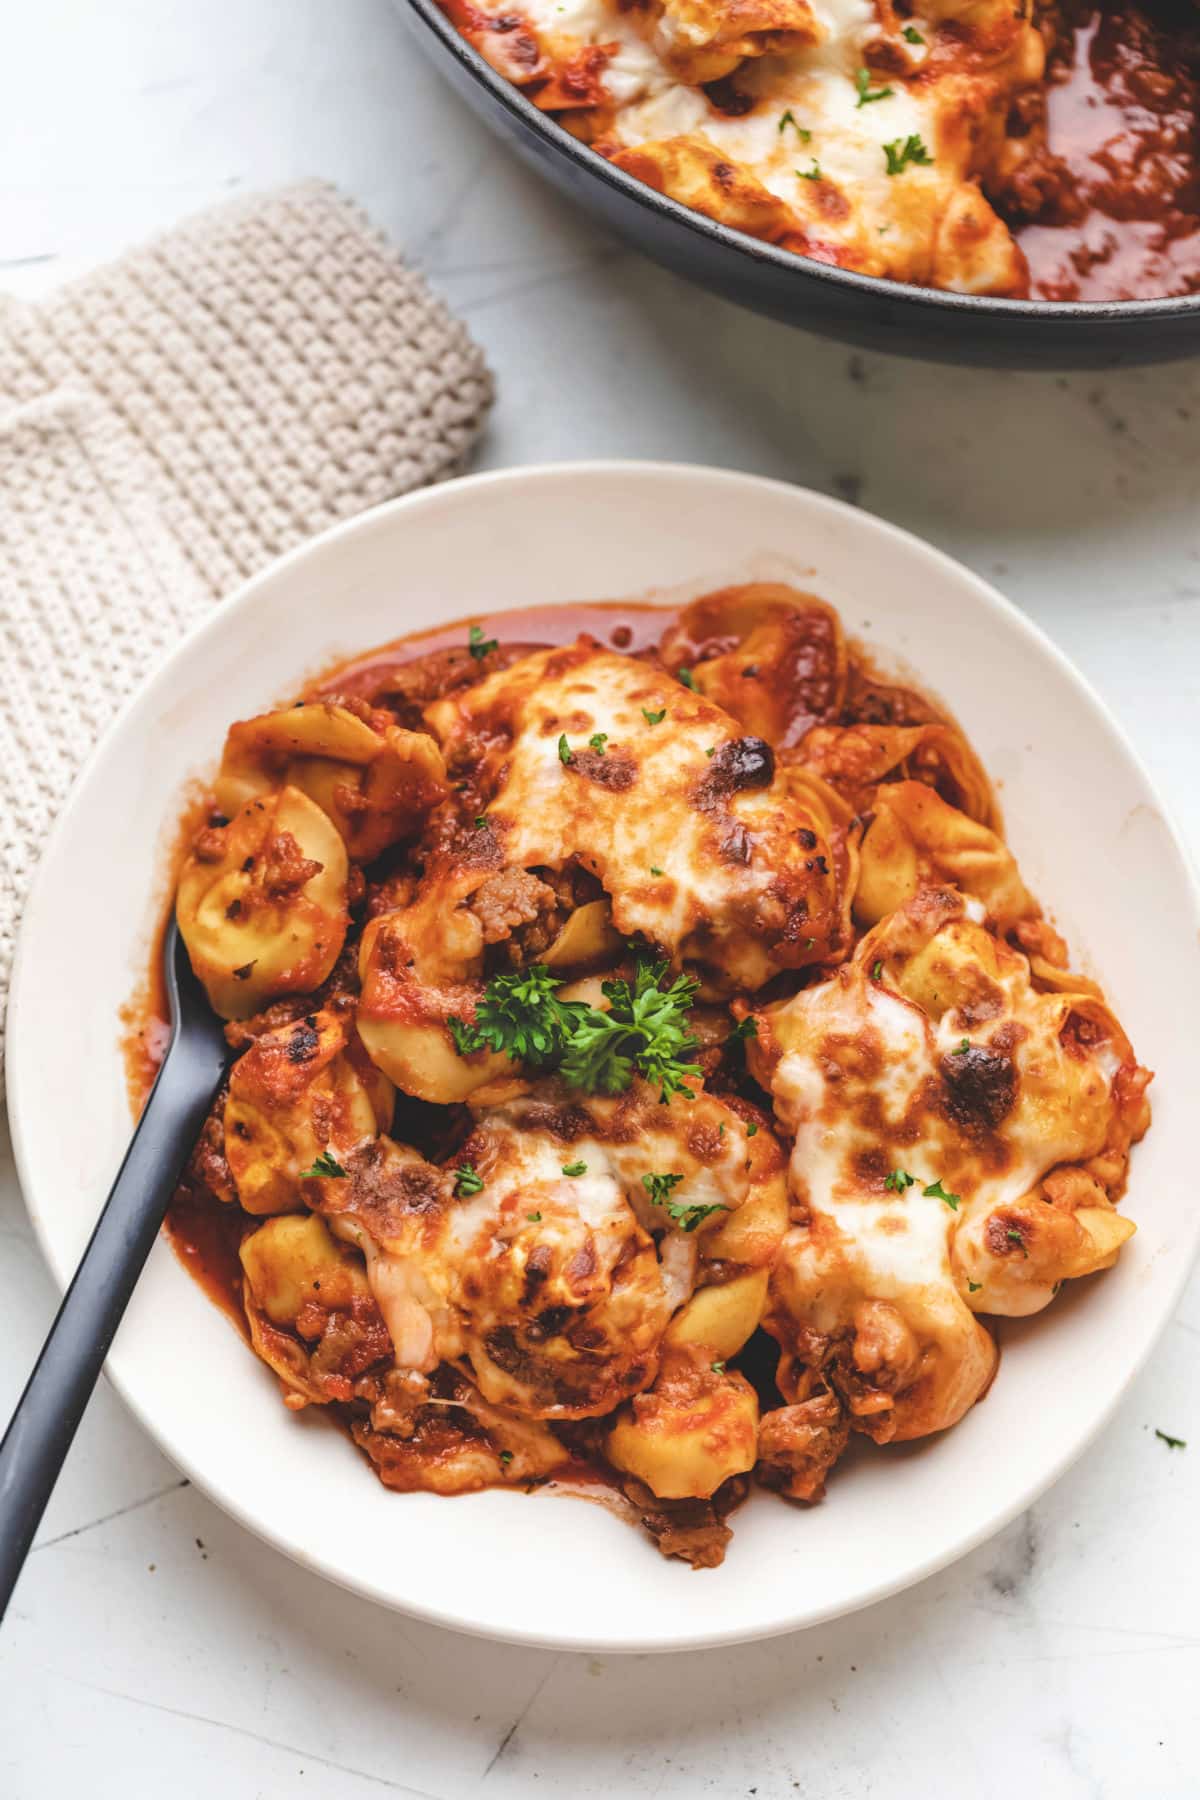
[0,919,229,1621]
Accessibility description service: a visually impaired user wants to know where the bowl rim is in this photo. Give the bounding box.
[403,0,1200,325]
[9,460,1200,1651]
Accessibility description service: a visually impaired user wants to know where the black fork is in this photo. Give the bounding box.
[0,915,231,1619]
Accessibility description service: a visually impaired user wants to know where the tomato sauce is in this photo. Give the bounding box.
[1017,0,1200,301]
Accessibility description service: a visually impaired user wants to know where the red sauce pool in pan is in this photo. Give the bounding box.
[1019,0,1200,301]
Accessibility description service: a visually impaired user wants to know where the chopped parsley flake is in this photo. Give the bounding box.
[527,1211,542,1222]
[885,1168,916,1191]
[588,732,608,753]
[968,1280,983,1293]
[884,133,934,174]
[557,734,572,765]
[903,23,925,41]
[668,1198,730,1233]
[454,1164,484,1197]
[677,668,699,690]
[711,1360,727,1374]
[643,1171,685,1206]
[300,1151,347,1180]
[1155,1429,1187,1450]
[650,865,664,877]
[728,1017,759,1046]
[474,816,487,829]
[468,623,498,660]
[797,159,823,181]
[1005,1225,1028,1257]
[778,109,811,143]
[924,1178,960,1210]
[642,706,667,726]
[952,1037,971,1054]
[747,1122,759,1137]
[855,66,894,106]
[705,746,716,757]
[499,1449,514,1464]
[871,960,883,981]
[561,1162,587,1177]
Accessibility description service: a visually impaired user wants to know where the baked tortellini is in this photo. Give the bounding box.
[436,0,1048,298]
[224,1008,393,1214]
[177,785,349,1018]
[215,699,448,861]
[748,886,1148,1487]
[162,586,1150,1567]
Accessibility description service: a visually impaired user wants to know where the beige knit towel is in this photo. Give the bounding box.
[0,181,493,1080]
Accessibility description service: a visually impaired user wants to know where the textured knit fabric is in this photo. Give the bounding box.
[0,181,493,1079]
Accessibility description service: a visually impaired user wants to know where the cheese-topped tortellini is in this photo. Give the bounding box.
[225,1008,394,1215]
[606,1346,761,1500]
[313,1080,783,1426]
[854,780,1036,931]
[239,1212,391,1409]
[177,785,349,1017]
[214,699,448,862]
[659,583,847,750]
[357,641,847,1100]
[749,886,1150,1490]
[639,0,821,84]
[437,0,1046,298]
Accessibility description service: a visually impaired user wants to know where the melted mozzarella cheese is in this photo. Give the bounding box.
[759,891,1140,1438]
[421,643,841,990]
[331,1082,761,1418]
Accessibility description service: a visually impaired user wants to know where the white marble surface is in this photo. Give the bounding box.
[3,2,1200,1795]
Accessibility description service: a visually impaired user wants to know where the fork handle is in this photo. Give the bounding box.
[0,1043,226,1621]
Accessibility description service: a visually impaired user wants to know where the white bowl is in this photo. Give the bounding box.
[8,462,1199,1653]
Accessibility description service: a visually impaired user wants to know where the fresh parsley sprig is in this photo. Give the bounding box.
[560,961,702,1102]
[449,958,701,1103]
[449,963,579,1067]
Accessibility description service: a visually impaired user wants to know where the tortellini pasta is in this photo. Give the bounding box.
[177,785,349,1018]
[750,886,1148,1466]
[225,1008,393,1214]
[215,700,448,861]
